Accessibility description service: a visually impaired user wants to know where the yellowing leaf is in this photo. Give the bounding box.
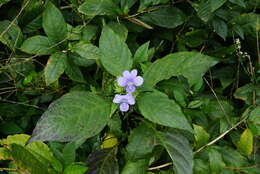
[237,128,253,155]
[0,147,11,160]
[101,134,118,149]
[0,134,30,146]
[193,124,210,149]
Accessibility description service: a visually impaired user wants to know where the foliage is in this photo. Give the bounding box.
[0,0,259,173]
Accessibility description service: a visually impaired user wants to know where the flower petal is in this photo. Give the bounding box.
[126,85,136,93]
[117,77,127,87]
[120,103,129,112]
[126,94,135,105]
[123,70,131,78]
[113,94,122,103]
[134,76,144,86]
[131,69,138,77]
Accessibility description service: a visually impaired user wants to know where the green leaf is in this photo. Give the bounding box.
[121,160,148,174]
[133,41,150,64]
[237,128,253,155]
[248,107,260,136]
[0,147,11,160]
[69,52,96,67]
[229,0,246,8]
[107,22,128,41]
[138,0,170,11]
[140,7,186,29]
[0,20,23,50]
[193,1,213,22]
[27,141,63,172]
[231,13,260,37]
[65,58,85,83]
[10,144,51,174]
[126,123,157,160]
[210,0,227,12]
[23,15,42,33]
[208,147,225,174]
[71,42,101,60]
[234,84,260,105]
[193,124,210,149]
[138,92,192,132]
[64,164,88,174]
[44,52,67,85]
[42,2,67,43]
[143,52,218,89]
[99,26,132,76]
[212,18,228,40]
[20,35,58,55]
[78,0,118,16]
[156,130,193,174]
[28,91,111,142]
[85,148,119,174]
[219,147,247,168]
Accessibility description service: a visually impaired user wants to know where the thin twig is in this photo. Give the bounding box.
[193,114,249,154]
[203,77,232,126]
[0,168,18,172]
[0,0,31,38]
[148,162,172,171]
[147,115,250,171]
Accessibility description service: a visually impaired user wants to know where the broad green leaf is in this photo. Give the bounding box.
[20,35,58,55]
[81,25,99,41]
[210,0,227,12]
[99,26,132,76]
[64,164,88,174]
[194,159,210,174]
[212,18,228,40]
[71,42,101,60]
[229,0,246,7]
[23,15,42,33]
[208,147,225,174]
[156,130,193,174]
[121,160,148,174]
[193,124,210,149]
[10,144,51,174]
[27,142,63,172]
[1,134,62,172]
[234,84,260,105]
[193,1,213,22]
[237,128,253,155]
[78,0,118,16]
[0,20,23,50]
[231,13,260,37]
[143,52,218,89]
[65,58,85,83]
[42,2,67,43]
[140,7,186,29]
[133,41,150,64]
[138,0,170,11]
[248,107,260,136]
[126,123,157,160]
[138,92,192,132]
[28,91,111,142]
[107,22,128,41]
[69,52,96,67]
[219,147,247,168]
[85,148,119,174]
[44,52,67,85]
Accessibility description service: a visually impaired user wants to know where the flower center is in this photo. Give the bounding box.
[127,81,134,86]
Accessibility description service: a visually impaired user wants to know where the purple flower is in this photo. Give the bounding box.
[117,69,144,93]
[113,94,135,112]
